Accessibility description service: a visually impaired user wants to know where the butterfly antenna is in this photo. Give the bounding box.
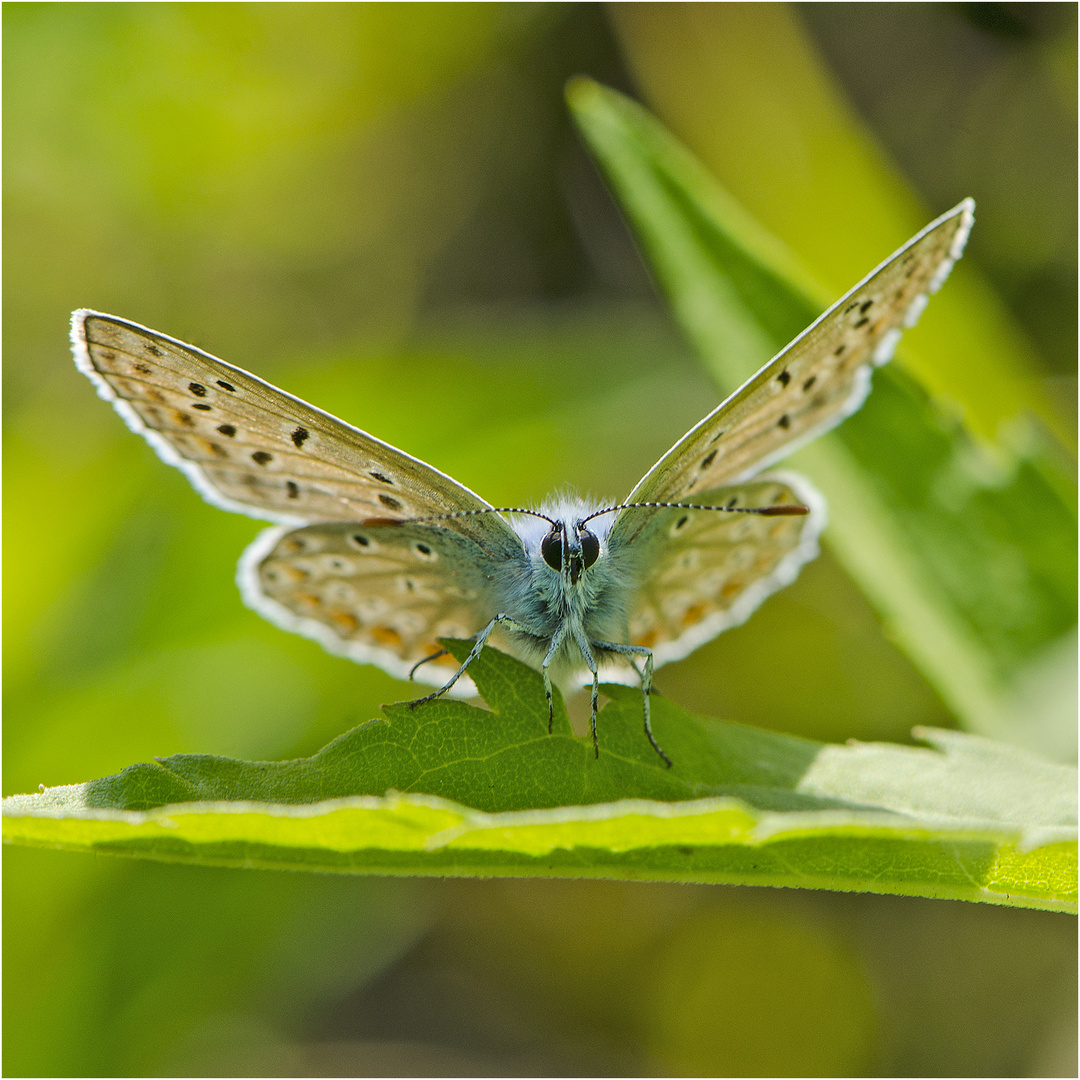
[393,507,559,527]
[581,500,809,524]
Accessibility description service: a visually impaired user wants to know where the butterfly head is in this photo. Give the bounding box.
[540,520,601,585]
[502,496,613,590]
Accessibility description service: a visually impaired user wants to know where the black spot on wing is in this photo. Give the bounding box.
[349,534,370,549]
[776,369,791,386]
[291,426,310,448]
[834,344,846,356]
[701,449,717,468]
[778,414,791,429]
[252,451,273,465]
[217,424,237,437]
[189,382,207,397]
[369,471,393,484]
[146,344,163,357]
[854,317,870,329]
[802,375,817,392]
[859,299,874,314]
[216,380,236,392]
[378,494,402,510]
[192,403,212,411]
[134,362,151,374]
[286,481,300,499]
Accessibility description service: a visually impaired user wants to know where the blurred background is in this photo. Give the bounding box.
[4,4,1075,1075]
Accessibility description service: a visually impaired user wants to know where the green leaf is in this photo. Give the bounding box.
[567,78,1077,753]
[4,643,1075,911]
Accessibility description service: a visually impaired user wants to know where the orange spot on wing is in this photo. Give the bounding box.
[633,630,659,648]
[330,611,360,635]
[681,603,706,627]
[720,579,746,599]
[372,625,403,646]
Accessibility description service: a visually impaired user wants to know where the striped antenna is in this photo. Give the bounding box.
[386,506,559,528]
[580,500,808,525]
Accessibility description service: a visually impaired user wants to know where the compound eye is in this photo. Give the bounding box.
[541,530,563,571]
[579,530,600,570]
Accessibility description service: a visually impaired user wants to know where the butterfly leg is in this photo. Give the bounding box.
[404,613,527,708]
[408,648,449,680]
[541,630,567,734]
[591,641,671,768]
[412,618,496,681]
[571,628,601,757]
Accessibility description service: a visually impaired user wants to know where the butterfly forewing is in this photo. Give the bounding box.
[240,521,504,689]
[72,311,522,556]
[619,477,824,667]
[614,200,974,536]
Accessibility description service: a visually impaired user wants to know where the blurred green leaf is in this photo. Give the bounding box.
[5,643,1075,911]
[607,4,1073,449]
[567,79,1077,754]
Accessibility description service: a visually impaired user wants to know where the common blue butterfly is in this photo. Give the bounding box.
[72,199,973,765]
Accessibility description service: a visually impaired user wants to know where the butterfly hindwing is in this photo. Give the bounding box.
[613,200,974,538]
[617,476,825,667]
[71,310,521,556]
[239,520,507,690]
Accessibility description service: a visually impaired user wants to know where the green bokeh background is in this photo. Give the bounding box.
[4,4,1075,1075]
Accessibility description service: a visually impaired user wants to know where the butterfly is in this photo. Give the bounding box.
[72,198,973,766]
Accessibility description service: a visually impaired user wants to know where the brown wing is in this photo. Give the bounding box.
[71,310,521,557]
[621,477,824,669]
[238,520,505,689]
[614,200,973,542]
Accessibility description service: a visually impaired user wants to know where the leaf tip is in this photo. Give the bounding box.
[564,74,596,107]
